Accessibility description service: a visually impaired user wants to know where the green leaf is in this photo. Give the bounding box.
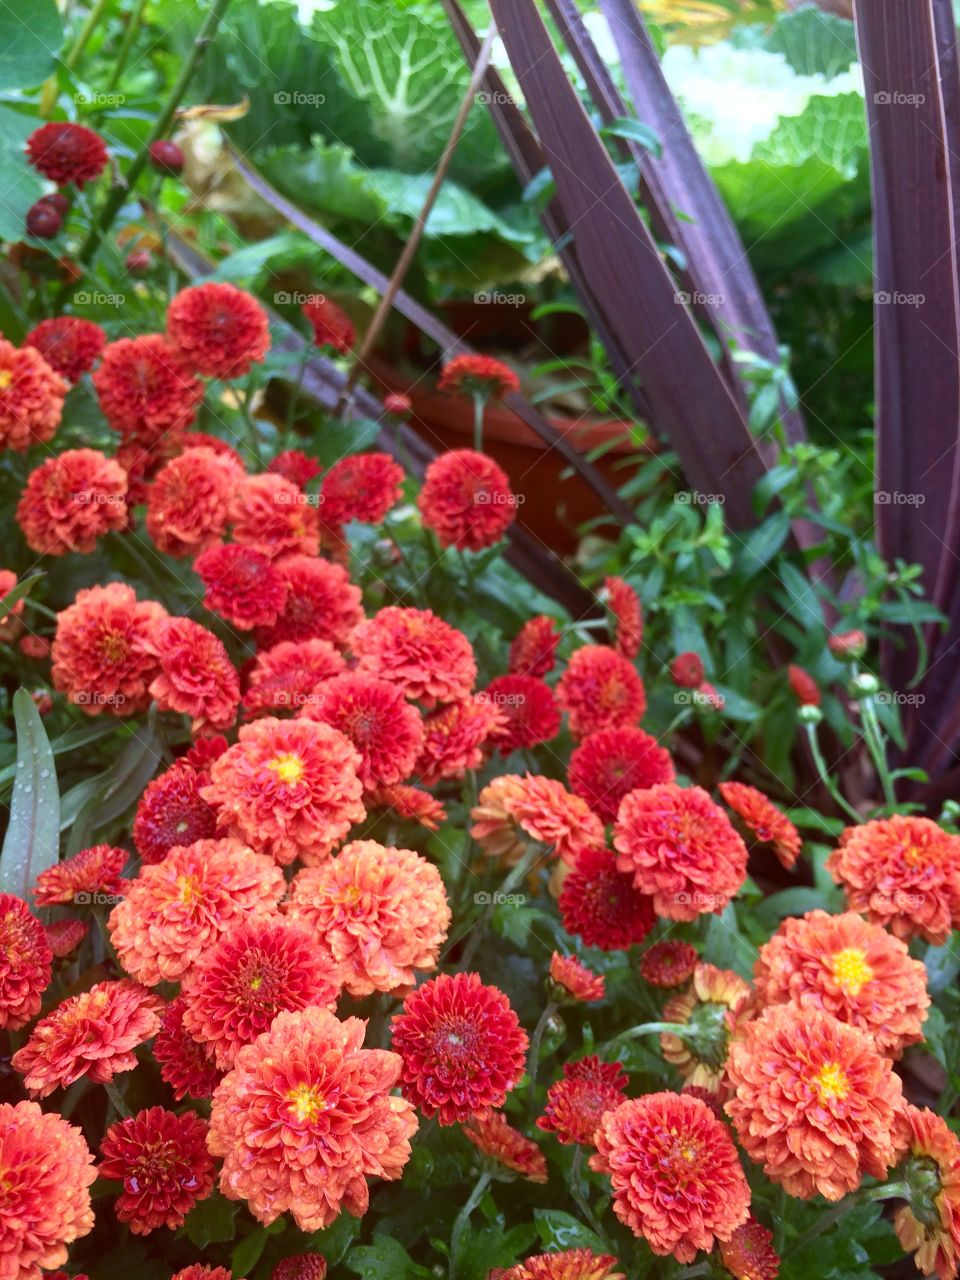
[0,690,59,909]
[703,905,758,979]
[761,5,857,77]
[601,116,662,157]
[231,1228,270,1276]
[0,0,62,91]
[925,936,960,993]
[0,105,47,242]
[534,1209,608,1254]
[183,1192,238,1249]
[312,417,381,468]
[305,1213,361,1265]
[0,571,42,624]
[346,1237,431,1279]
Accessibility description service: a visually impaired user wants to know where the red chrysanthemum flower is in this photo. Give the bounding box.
[640,939,699,988]
[147,617,240,734]
[829,629,867,660]
[471,774,605,866]
[482,674,561,753]
[509,614,560,678]
[788,664,820,706]
[569,726,675,823]
[286,839,449,997]
[0,569,23,643]
[0,339,69,451]
[893,1105,960,1280]
[99,1106,214,1234]
[695,681,725,711]
[44,918,89,959]
[613,783,748,920]
[230,473,320,559]
[321,452,404,525]
[462,1112,548,1182]
[242,638,345,719]
[538,1057,628,1146]
[383,392,411,416]
[26,122,107,187]
[0,894,52,1030]
[108,837,286,986]
[558,846,656,950]
[269,449,321,488]
[366,784,447,831]
[153,996,222,1101]
[92,335,204,447]
[181,917,338,1068]
[133,764,220,865]
[272,1256,327,1280]
[52,582,166,715]
[17,448,127,555]
[725,1004,904,1200]
[194,543,288,630]
[414,696,503,785]
[0,1101,95,1279]
[826,814,960,944]
[719,1218,781,1280]
[719,782,802,870]
[391,972,527,1125]
[550,952,605,1002]
[556,645,646,740]
[591,1092,750,1262]
[300,672,424,789]
[603,576,642,659]
[418,448,517,550]
[201,717,364,866]
[255,555,363,651]
[18,633,49,659]
[145,445,242,557]
[302,296,355,354]
[12,979,163,1097]
[180,735,229,772]
[670,651,705,689]
[438,354,519,399]
[351,606,476,706]
[24,317,105,384]
[753,909,929,1058]
[661,963,752,1093]
[492,1250,623,1280]
[209,1007,417,1230]
[34,843,127,907]
[167,282,270,379]
[179,430,245,467]
[171,1267,233,1280]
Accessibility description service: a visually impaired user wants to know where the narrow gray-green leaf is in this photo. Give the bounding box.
[1,689,60,906]
[0,571,43,624]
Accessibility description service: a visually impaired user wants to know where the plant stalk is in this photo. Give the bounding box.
[107,0,149,91]
[448,1169,492,1279]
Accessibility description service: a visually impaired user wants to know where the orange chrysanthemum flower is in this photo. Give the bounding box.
[44,918,88,959]
[286,840,449,997]
[719,782,801,869]
[613,783,748,920]
[202,717,364,866]
[171,1266,233,1280]
[725,1004,904,1200]
[181,917,338,1068]
[0,338,68,451]
[12,979,163,1097]
[26,120,107,186]
[753,909,929,1058]
[0,1101,95,1279]
[893,1105,960,1280]
[321,452,404,525]
[603,576,642,658]
[166,282,270,379]
[556,645,646,740]
[471,774,605,866]
[109,837,286,986]
[391,972,527,1125]
[462,1112,548,1183]
[418,448,517,550]
[24,317,105,384]
[351,606,476,707]
[492,1249,623,1280]
[153,996,222,1101]
[366,784,446,831]
[0,569,23,644]
[194,543,287,630]
[558,846,656,950]
[230,474,320,559]
[414,696,503,784]
[591,1092,750,1262]
[242,637,345,719]
[133,764,219,865]
[209,1007,417,1230]
[482,675,561,753]
[272,1256,327,1280]
[52,582,166,716]
[509,615,560,678]
[302,296,355,354]
[34,843,127,907]
[640,939,699,988]
[568,727,675,823]
[826,814,960,944]
[719,1218,780,1280]
[99,1106,214,1234]
[301,672,424,789]
[537,1056,628,1146]
[661,963,753,1092]
[92,335,204,446]
[0,894,52,1030]
[145,446,243,557]
[17,448,127,555]
[148,617,240,734]
[438,354,520,400]
[788,664,820,706]
[255,555,363,651]
[550,952,605,1002]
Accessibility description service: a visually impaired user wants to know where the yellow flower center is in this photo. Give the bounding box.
[267,752,305,784]
[286,1082,326,1123]
[0,370,12,391]
[812,1061,850,1102]
[176,874,202,905]
[830,947,874,996]
[903,844,924,867]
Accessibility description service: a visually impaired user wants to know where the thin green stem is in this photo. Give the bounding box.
[614,1021,696,1042]
[473,394,486,452]
[459,842,541,971]
[569,1146,606,1240]
[64,0,113,70]
[804,722,862,823]
[860,697,896,809]
[284,344,313,437]
[448,1170,492,1279]
[526,999,559,1122]
[103,1079,133,1120]
[107,0,148,91]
